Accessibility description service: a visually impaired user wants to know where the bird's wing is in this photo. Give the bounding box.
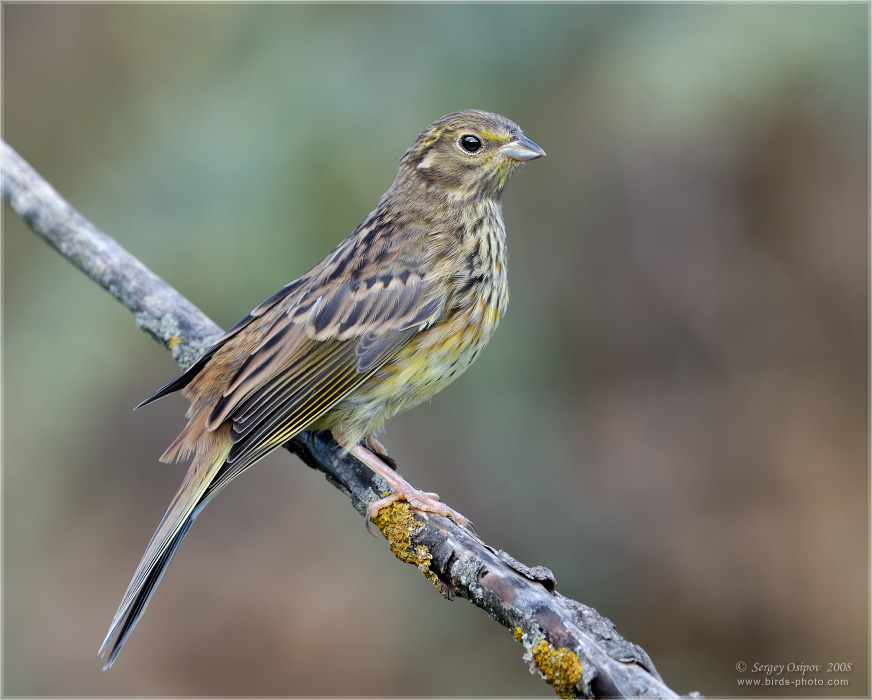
[135,279,308,409]
[199,267,443,495]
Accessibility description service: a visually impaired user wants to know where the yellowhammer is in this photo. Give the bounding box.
[100,109,545,667]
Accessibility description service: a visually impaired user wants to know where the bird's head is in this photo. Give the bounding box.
[399,109,545,201]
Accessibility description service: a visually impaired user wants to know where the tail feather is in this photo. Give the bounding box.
[99,438,232,668]
[99,516,194,669]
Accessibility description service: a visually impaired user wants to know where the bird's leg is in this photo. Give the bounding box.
[364,434,396,469]
[349,442,475,533]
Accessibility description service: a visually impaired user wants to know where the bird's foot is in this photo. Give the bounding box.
[349,442,475,535]
[365,487,474,533]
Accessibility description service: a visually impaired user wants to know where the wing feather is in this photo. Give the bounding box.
[196,265,442,479]
[233,343,349,429]
[135,280,306,410]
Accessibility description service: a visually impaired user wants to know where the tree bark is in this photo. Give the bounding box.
[2,140,695,699]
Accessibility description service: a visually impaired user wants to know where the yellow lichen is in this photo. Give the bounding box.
[414,544,433,574]
[372,499,439,588]
[514,626,525,643]
[529,637,583,699]
[167,334,180,350]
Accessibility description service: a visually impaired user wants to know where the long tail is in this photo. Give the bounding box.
[99,439,232,669]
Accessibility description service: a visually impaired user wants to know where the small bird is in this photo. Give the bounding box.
[99,109,544,668]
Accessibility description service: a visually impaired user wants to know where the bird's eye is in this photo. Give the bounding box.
[459,134,482,153]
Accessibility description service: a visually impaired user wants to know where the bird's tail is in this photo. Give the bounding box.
[99,437,232,669]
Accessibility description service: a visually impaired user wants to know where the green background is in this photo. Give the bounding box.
[3,3,868,696]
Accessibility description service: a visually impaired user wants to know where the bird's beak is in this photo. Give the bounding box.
[500,134,546,162]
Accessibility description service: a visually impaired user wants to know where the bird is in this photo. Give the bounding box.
[99,109,545,668]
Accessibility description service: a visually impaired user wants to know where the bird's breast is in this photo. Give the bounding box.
[319,199,510,445]
[372,200,509,402]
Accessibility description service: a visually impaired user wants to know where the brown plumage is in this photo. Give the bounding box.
[100,110,544,668]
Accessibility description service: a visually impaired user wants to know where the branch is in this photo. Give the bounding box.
[2,140,693,699]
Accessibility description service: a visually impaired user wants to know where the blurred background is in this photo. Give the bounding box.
[2,3,868,697]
